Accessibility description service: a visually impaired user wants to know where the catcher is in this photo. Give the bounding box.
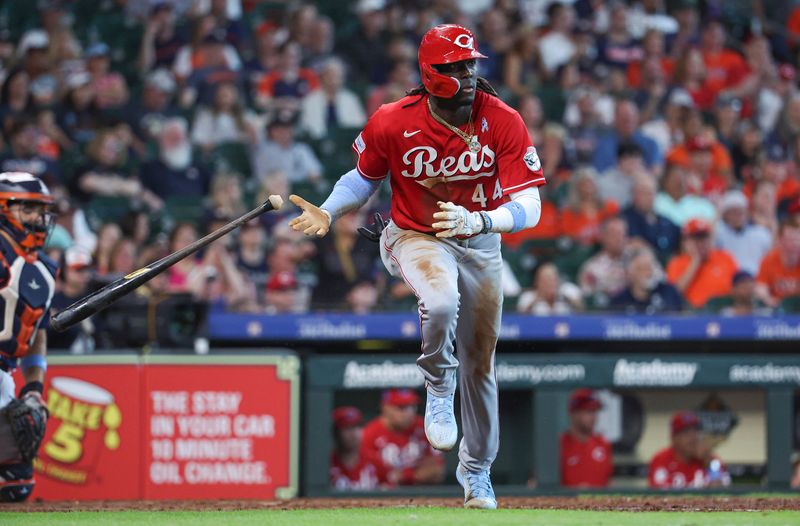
[0,172,57,502]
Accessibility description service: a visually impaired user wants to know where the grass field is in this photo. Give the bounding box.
[3,508,800,526]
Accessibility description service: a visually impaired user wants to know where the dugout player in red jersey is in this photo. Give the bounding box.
[648,410,731,489]
[359,389,444,486]
[330,406,389,491]
[560,389,613,487]
[289,24,545,508]
[0,172,56,502]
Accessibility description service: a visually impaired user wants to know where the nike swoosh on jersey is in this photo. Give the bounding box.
[403,130,422,138]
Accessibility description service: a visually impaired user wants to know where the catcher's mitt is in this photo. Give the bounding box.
[4,393,48,463]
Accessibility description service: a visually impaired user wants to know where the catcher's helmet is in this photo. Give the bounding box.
[0,172,54,251]
[418,24,486,99]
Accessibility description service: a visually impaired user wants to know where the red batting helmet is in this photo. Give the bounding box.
[418,24,487,99]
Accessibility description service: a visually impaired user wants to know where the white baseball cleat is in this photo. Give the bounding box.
[424,391,457,451]
[456,463,497,509]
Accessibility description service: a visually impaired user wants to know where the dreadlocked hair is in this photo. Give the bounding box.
[402,77,498,108]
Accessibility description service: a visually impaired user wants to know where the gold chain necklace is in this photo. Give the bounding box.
[427,97,481,153]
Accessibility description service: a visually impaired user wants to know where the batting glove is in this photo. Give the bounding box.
[288,194,331,237]
[432,201,484,238]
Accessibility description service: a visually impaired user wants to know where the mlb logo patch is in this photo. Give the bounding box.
[524,146,541,171]
[354,132,366,154]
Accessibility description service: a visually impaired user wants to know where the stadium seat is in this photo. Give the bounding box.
[208,142,253,179]
[85,196,134,229]
[308,127,360,183]
[553,245,596,283]
[779,295,800,314]
[703,295,733,313]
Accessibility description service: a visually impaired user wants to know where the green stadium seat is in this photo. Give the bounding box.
[704,295,733,314]
[85,196,134,229]
[308,127,359,183]
[165,196,204,227]
[210,142,253,179]
[553,245,596,283]
[779,295,800,314]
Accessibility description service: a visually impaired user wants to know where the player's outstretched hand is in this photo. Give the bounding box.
[432,201,484,238]
[288,194,331,237]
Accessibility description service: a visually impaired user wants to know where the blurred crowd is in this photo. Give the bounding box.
[3,0,800,348]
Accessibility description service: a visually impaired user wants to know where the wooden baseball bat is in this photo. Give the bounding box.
[50,195,284,332]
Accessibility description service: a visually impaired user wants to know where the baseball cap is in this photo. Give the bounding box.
[381,388,420,407]
[685,135,713,152]
[16,30,50,57]
[569,388,602,412]
[671,410,701,436]
[683,217,712,237]
[779,64,797,82]
[86,42,110,59]
[65,246,93,270]
[765,143,788,162]
[355,0,386,14]
[332,406,363,429]
[719,190,748,214]
[145,68,177,94]
[266,270,297,291]
[667,88,694,108]
[66,71,91,90]
[731,270,754,287]
[715,93,741,113]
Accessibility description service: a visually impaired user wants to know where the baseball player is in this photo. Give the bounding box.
[0,172,57,502]
[330,406,388,491]
[560,389,612,487]
[289,24,545,508]
[359,389,444,486]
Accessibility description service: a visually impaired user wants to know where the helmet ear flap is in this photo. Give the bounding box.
[421,62,462,99]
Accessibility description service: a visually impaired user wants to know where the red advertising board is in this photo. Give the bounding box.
[142,359,297,499]
[27,361,142,500]
[17,354,299,501]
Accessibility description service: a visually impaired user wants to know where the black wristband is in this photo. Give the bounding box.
[19,381,44,397]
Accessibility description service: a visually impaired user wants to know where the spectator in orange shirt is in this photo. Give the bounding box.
[649,411,730,489]
[666,134,733,196]
[786,6,800,53]
[666,218,738,308]
[256,41,319,112]
[756,221,800,306]
[699,21,750,96]
[744,144,800,206]
[561,167,620,246]
[560,389,612,488]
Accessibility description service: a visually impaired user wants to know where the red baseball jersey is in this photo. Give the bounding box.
[329,451,387,491]
[360,416,442,478]
[352,91,546,233]
[648,447,727,489]
[560,432,613,487]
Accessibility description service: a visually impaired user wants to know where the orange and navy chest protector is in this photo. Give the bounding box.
[0,235,57,368]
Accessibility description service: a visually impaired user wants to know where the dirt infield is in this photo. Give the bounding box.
[5,496,800,513]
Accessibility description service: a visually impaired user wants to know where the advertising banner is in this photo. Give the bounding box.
[16,354,299,501]
[18,359,143,500]
[142,357,299,499]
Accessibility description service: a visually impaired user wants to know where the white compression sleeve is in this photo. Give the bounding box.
[319,169,382,222]
[484,186,542,233]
